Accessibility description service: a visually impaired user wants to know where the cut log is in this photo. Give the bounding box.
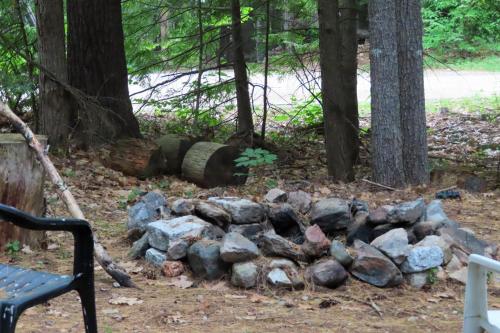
[155,134,194,174]
[101,138,168,179]
[181,141,248,188]
[0,134,46,248]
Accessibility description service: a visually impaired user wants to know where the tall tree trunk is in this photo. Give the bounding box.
[67,0,140,146]
[231,0,254,144]
[260,0,271,140]
[159,8,169,47]
[317,0,359,181]
[369,0,405,187]
[397,0,429,185]
[35,0,72,146]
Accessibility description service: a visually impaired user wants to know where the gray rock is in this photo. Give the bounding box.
[412,219,460,240]
[208,197,266,224]
[306,259,348,289]
[445,254,464,273]
[187,240,230,280]
[228,224,265,243]
[264,188,287,203]
[267,268,293,289]
[330,240,353,267]
[369,205,394,225]
[400,246,444,273]
[351,199,369,214]
[145,248,167,267]
[127,192,169,230]
[259,231,307,262]
[231,262,258,288]
[387,198,426,224]
[371,223,393,240]
[301,225,331,258]
[220,232,260,263]
[147,215,219,251]
[194,201,231,229]
[166,239,190,260]
[128,232,150,259]
[370,228,410,265]
[268,258,298,271]
[405,272,429,289]
[346,211,373,245]
[416,235,452,264]
[425,200,448,223]
[268,204,305,244]
[449,267,468,284]
[310,198,351,234]
[438,227,496,257]
[350,240,403,287]
[287,190,312,213]
[171,198,195,215]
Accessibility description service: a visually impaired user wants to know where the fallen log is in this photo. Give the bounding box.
[101,138,168,179]
[181,141,248,188]
[0,101,136,288]
[0,134,47,249]
[155,134,194,174]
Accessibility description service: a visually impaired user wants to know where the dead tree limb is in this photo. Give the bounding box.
[0,101,136,288]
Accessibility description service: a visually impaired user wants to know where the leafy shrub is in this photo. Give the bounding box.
[234,148,277,168]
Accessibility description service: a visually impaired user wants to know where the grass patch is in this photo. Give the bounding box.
[424,54,500,72]
[426,95,499,115]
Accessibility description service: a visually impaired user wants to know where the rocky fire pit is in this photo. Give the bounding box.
[126,189,498,290]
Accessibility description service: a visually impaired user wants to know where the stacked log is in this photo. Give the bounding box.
[155,134,194,174]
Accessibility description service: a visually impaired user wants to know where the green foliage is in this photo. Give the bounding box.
[274,93,323,126]
[235,148,277,168]
[5,240,21,255]
[427,267,439,285]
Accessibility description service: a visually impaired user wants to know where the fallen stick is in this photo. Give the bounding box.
[361,178,399,192]
[0,101,136,288]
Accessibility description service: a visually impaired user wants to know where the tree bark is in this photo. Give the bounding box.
[369,0,405,187]
[317,0,359,182]
[231,0,254,145]
[35,0,72,146]
[397,0,429,185]
[67,0,141,146]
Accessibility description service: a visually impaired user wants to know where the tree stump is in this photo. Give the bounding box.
[181,142,248,188]
[101,138,168,179]
[0,134,47,248]
[155,134,194,174]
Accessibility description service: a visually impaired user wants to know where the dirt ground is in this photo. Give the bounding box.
[2,111,500,333]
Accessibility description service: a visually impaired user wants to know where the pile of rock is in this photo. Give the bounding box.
[127,190,497,290]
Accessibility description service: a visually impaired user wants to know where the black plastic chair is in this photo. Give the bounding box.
[0,204,97,333]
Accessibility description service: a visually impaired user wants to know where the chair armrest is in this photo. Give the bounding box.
[469,254,500,274]
[0,203,94,276]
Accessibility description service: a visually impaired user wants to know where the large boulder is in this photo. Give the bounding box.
[171,198,195,215]
[128,192,169,231]
[264,188,287,203]
[346,211,373,245]
[268,204,305,244]
[231,261,258,288]
[228,223,265,243]
[416,235,452,264]
[220,232,260,263]
[147,215,220,251]
[166,239,190,260]
[424,200,448,223]
[330,240,353,267]
[370,228,410,265]
[368,205,393,225]
[145,248,167,267]
[301,225,331,258]
[187,240,230,280]
[438,227,496,257]
[387,198,425,224]
[287,190,312,214]
[208,197,266,224]
[306,259,348,289]
[350,240,403,287]
[259,231,307,262]
[310,198,351,234]
[400,246,444,273]
[194,201,231,230]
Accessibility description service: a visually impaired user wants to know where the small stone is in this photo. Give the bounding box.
[162,261,185,277]
[264,188,288,203]
[268,258,298,271]
[416,235,452,264]
[187,240,230,280]
[220,232,260,263]
[387,198,426,224]
[231,262,258,288]
[310,198,351,234]
[171,198,195,215]
[287,191,312,213]
[400,246,444,273]
[267,268,293,289]
[329,240,353,267]
[145,248,166,267]
[194,201,231,229]
[369,205,393,225]
[346,211,372,245]
[301,225,331,258]
[405,272,429,289]
[128,232,150,259]
[259,231,307,262]
[350,240,403,287]
[445,255,464,273]
[425,200,448,223]
[166,239,190,260]
[370,228,410,265]
[351,199,369,214]
[268,204,305,243]
[228,224,265,243]
[208,197,266,224]
[449,267,468,284]
[306,259,348,289]
[128,192,169,231]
